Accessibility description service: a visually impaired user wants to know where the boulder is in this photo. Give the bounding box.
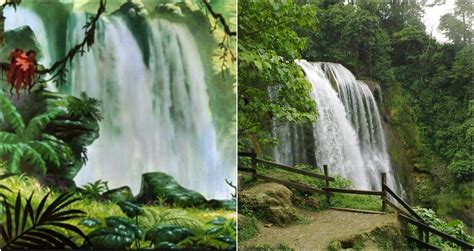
[135,172,207,207]
[240,183,297,226]
[101,186,134,203]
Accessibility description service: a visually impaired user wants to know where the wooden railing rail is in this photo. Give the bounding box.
[238,152,474,250]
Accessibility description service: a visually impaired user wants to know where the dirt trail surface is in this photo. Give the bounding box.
[242,209,398,250]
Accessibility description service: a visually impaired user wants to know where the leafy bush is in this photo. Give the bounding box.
[0,92,72,175]
[413,207,473,248]
[67,91,103,122]
[78,179,109,200]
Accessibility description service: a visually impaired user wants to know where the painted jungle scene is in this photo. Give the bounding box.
[0,0,236,249]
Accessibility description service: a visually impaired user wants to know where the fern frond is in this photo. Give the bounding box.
[0,132,20,144]
[9,146,25,174]
[31,141,60,167]
[25,108,66,140]
[21,145,47,176]
[142,209,202,231]
[0,144,16,156]
[0,94,25,135]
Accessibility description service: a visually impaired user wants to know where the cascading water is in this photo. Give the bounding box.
[5,6,234,199]
[67,13,230,199]
[273,60,400,192]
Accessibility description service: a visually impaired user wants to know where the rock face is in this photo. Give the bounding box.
[101,186,134,203]
[240,183,297,226]
[135,172,207,207]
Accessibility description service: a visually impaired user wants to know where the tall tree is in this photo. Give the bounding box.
[238,0,317,150]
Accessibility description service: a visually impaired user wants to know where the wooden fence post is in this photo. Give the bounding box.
[324,165,330,206]
[381,172,386,212]
[251,151,257,180]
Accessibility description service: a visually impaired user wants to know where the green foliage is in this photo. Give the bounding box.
[238,0,317,148]
[302,3,393,85]
[86,216,141,249]
[238,214,259,242]
[0,192,89,249]
[66,91,103,122]
[177,216,236,249]
[117,201,144,219]
[141,209,202,231]
[0,92,72,176]
[79,179,109,200]
[144,225,193,247]
[413,207,473,248]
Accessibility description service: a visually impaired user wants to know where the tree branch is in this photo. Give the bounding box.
[202,0,236,36]
[34,0,107,88]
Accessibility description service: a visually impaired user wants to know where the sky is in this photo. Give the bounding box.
[422,0,456,43]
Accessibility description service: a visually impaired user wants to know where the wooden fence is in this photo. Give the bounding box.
[238,151,474,250]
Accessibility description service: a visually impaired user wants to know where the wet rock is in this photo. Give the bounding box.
[101,186,134,203]
[136,172,207,207]
[240,183,297,226]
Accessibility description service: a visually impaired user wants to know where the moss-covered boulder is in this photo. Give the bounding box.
[135,172,207,207]
[0,26,44,61]
[240,183,297,226]
[101,186,134,203]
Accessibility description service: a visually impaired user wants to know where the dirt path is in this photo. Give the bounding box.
[241,209,398,250]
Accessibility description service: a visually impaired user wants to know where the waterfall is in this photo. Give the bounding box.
[66,13,231,199]
[4,5,233,199]
[273,60,400,192]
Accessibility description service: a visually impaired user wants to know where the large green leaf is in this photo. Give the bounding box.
[105,216,142,240]
[117,201,144,218]
[0,94,25,136]
[87,228,133,248]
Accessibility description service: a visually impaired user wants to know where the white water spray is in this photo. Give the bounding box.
[273,60,399,191]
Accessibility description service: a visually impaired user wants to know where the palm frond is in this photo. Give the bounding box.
[0,94,25,135]
[25,108,66,140]
[0,132,20,144]
[0,191,89,249]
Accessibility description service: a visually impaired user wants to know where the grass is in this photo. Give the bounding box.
[0,173,235,247]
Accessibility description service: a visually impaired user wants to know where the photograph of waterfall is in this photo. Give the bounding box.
[238,0,473,250]
[0,0,236,249]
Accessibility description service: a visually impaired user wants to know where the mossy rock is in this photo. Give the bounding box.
[240,183,297,226]
[101,186,134,203]
[206,199,236,211]
[135,172,207,207]
[0,26,43,61]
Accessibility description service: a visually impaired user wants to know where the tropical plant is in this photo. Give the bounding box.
[177,216,236,249]
[79,179,109,200]
[0,92,72,175]
[67,91,103,122]
[141,209,202,231]
[0,191,90,249]
[86,216,142,249]
[0,172,15,203]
